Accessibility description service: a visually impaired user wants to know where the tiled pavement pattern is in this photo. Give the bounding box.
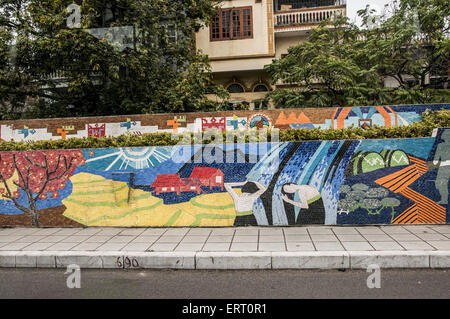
[0,225,449,252]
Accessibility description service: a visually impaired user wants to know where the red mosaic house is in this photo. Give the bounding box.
[189,167,224,191]
[150,167,225,195]
[150,174,202,195]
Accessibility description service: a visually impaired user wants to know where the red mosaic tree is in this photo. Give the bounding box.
[0,150,86,226]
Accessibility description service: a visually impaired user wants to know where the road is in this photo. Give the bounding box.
[0,268,448,299]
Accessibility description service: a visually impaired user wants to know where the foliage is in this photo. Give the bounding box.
[0,109,448,151]
[0,0,228,119]
[338,184,401,220]
[265,0,450,108]
[0,150,85,226]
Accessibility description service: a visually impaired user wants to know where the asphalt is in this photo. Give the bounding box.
[0,268,448,299]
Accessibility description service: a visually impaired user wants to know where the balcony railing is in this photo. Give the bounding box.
[274,0,346,11]
[274,7,345,29]
[274,0,347,12]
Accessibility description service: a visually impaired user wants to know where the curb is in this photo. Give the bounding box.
[0,251,449,269]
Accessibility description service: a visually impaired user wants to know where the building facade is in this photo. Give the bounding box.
[195,0,347,109]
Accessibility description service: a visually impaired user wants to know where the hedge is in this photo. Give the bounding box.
[0,109,449,151]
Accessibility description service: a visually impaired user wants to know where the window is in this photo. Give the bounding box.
[211,7,253,41]
[253,84,269,92]
[166,24,177,44]
[227,83,245,93]
[216,176,222,183]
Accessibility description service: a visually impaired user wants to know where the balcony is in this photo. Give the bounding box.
[274,1,346,34]
[40,69,103,89]
[274,0,346,11]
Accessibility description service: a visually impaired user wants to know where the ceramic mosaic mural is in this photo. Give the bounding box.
[1,104,449,142]
[0,128,449,227]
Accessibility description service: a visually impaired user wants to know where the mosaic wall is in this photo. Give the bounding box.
[1,104,449,142]
[0,128,449,227]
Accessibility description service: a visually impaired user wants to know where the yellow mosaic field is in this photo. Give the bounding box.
[63,173,238,227]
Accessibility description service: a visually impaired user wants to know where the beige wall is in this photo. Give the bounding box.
[274,34,308,59]
[208,35,309,95]
[207,70,274,107]
[212,71,272,91]
[210,57,275,73]
[196,0,270,61]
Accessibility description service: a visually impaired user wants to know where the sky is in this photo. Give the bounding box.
[347,0,394,26]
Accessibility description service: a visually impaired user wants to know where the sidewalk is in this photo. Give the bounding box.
[0,225,449,269]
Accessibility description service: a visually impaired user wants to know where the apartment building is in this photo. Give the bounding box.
[196,0,347,109]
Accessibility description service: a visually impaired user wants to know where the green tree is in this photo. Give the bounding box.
[265,17,387,108]
[0,0,228,119]
[359,0,449,98]
[265,0,449,108]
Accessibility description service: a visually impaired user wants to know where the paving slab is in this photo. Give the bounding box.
[286,242,316,251]
[259,235,284,243]
[258,243,286,252]
[180,236,208,244]
[121,243,152,252]
[332,227,359,235]
[203,243,231,251]
[119,229,146,236]
[314,242,345,251]
[284,235,311,242]
[175,244,204,252]
[155,236,184,243]
[341,242,374,251]
[187,228,212,236]
[310,234,339,242]
[336,234,367,242]
[53,229,83,236]
[230,243,258,252]
[210,229,235,236]
[0,225,449,269]
[307,227,333,235]
[206,235,233,243]
[130,236,160,244]
[45,242,79,251]
[427,241,450,250]
[282,228,308,235]
[370,241,405,251]
[234,228,259,236]
[148,243,177,251]
[232,235,258,243]
[140,228,167,236]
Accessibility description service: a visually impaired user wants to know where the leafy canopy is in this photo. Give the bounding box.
[0,0,228,119]
[265,0,450,108]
